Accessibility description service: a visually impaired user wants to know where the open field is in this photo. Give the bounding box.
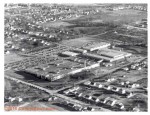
[68,9,147,25]
[5,54,24,64]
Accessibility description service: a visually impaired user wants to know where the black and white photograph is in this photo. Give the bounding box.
[4,2,148,112]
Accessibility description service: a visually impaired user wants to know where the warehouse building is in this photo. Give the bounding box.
[83,42,111,51]
[24,59,101,81]
[61,51,79,57]
[76,42,132,62]
[69,63,100,75]
[81,50,131,62]
[97,48,132,59]
[82,53,113,61]
[67,57,98,66]
[71,48,87,54]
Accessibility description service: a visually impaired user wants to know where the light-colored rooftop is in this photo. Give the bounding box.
[24,59,85,80]
[98,48,131,58]
[83,42,110,51]
[61,51,79,56]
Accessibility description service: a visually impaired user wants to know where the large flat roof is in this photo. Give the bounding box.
[83,42,110,51]
[61,51,79,56]
[24,59,85,80]
[98,48,131,58]
[82,51,131,62]
[83,53,113,61]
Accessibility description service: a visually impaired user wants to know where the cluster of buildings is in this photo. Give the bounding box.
[62,101,96,111]
[84,81,133,98]
[134,19,147,28]
[23,42,132,81]
[5,4,86,55]
[122,59,147,71]
[112,79,140,88]
[61,66,146,111]
[63,86,125,111]
[5,3,99,25]
[105,4,147,11]
[5,24,58,54]
[64,42,131,62]
[24,58,101,81]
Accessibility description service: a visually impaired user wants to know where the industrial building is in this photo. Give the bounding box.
[82,53,113,62]
[69,63,100,75]
[81,49,131,62]
[83,42,111,51]
[61,51,79,57]
[24,59,101,81]
[71,48,87,54]
[69,42,132,62]
[97,48,132,59]
[59,42,132,63]
[67,57,98,66]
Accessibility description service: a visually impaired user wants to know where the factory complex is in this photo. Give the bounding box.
[4,4,147,112]
[24,58,102,81]
[24,42,132,81]
[82,42,111,51]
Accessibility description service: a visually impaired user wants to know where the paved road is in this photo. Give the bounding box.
[115,32,142,39]
[5,75,89,105]
[123,24,147,31]
[5,56,146,111]
[5,75,55,94]
[5,75,110,111]
[47,61,134,93]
